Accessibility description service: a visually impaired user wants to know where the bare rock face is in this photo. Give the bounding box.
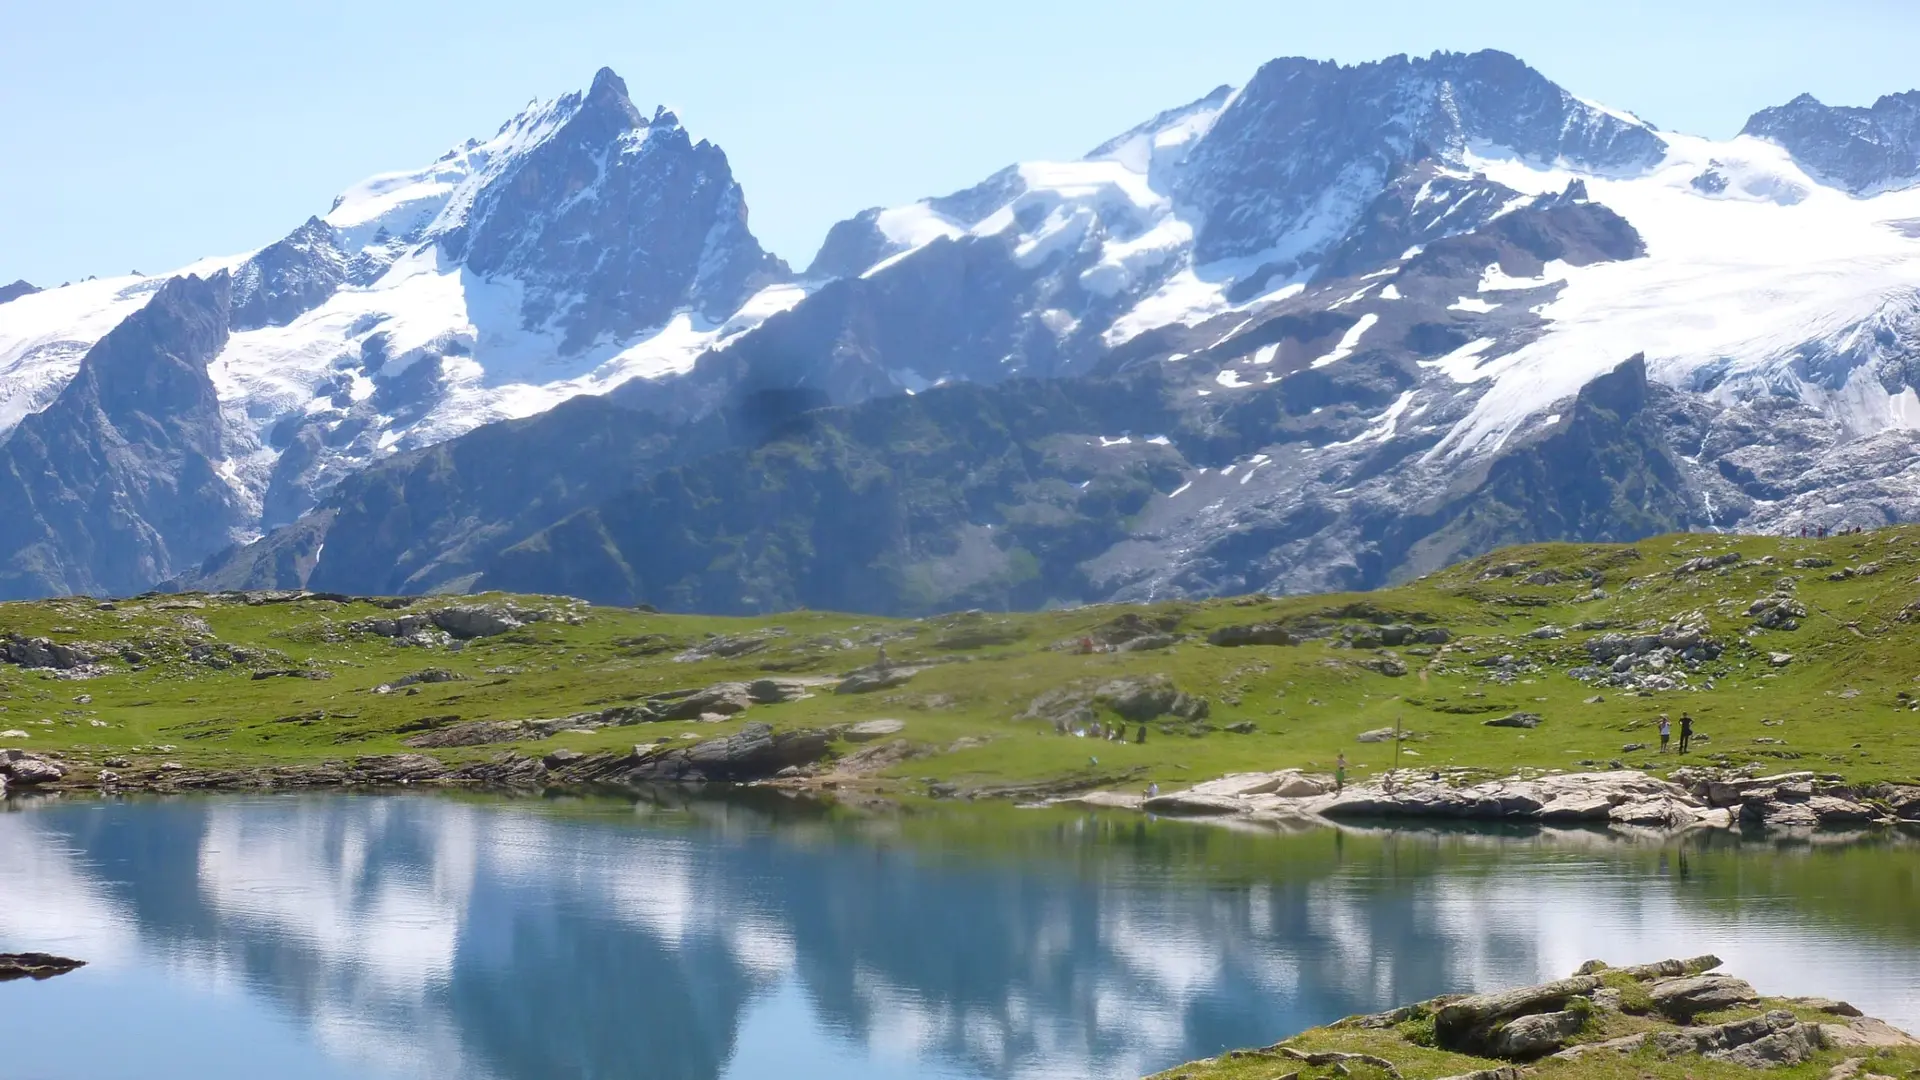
[657,683,754,721]
[437,68,788,354]
[1650,974,1761,1020]
[1319,770,1718,828]
[623,722,831,783]
[430,605,528,638]
[0,272,245,600]
[1434,976,1602,1053]
[1742,91,1920,194]
[0,634,97,670]
[0,750,66,787]
[1820,1017,1920,1050]
[1489,1010,1586,1060]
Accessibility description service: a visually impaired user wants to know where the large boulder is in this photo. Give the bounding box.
[0,634,96,670]
[1706,1023,1824,1068]
[658,682,755,721]
[625,722,831,783]
[1649,974,1759,1019]
[1489,1010,1585,1060]
[1820,1017,1920,1050]
[0,750,65,786]
[747,678,810,704]
[1654,1010,1806,1058]
[431,605,525,638]
[1434,976,1601,1051]
[1094,675,1208,722]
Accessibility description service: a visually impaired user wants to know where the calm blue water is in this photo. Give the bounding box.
[1,793,1916,1080]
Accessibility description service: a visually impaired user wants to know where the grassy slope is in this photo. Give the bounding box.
[3,527,1919,790]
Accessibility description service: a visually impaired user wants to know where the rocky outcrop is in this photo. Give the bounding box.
[1108,766,1897,833]
[1675,769,1895,829]
[1489,1010,1586,1060]
[1265,958,1920,1079]
[0,280,40,306]
[1434,976,1602,1054]
[656,682,755,721]
[622,722,832,783]
[1177,49,1662,264]
[0,634,98,670]
[1652,1010,1824,1066]
[0,953,86,982]
[228,217,349,330]
[0,750,66,787]
[1743,91,1920,194]
[1317,770,1721,828]
[1020,674,1210,732]
[1650,975,1761,1019]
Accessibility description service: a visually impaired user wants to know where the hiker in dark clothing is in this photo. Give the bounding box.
[1135,724,1147,744]
[1679,713,1694,753]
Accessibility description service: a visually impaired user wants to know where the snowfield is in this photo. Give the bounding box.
[1430,135,1920,458]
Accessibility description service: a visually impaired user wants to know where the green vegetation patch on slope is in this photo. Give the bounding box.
[3,527,1920,792]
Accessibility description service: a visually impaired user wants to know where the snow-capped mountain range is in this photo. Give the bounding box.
[5,51,1920,607]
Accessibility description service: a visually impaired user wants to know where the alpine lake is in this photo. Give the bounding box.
[1,790,1917,1080]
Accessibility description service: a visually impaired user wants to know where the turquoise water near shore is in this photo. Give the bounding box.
[2,794,1916,1079]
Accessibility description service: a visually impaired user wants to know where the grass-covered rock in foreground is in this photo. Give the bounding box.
[3,528,1920,804]
[1146,956,1920,1080]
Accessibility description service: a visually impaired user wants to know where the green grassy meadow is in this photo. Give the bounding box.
[3,527,1920,793]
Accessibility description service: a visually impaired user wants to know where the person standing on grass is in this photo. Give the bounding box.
[1679,713,1694,754]
[1335,753,1348,793]
[1659,714,1672,752]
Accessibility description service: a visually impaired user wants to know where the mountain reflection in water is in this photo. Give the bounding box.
[1,793,1917,1080]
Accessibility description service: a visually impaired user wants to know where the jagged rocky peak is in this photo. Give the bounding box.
[229,216,349,331]
[0,271,245,599]
[436,65,790,352]
[0,280,40,306]
[1176,49,1666,263]
[1741,90,1920,194]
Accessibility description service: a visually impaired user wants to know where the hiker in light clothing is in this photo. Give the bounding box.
[1659,714,1672,752]
[1335,753,1348,793]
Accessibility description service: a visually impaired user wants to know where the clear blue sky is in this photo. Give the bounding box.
[5,0,1919,285]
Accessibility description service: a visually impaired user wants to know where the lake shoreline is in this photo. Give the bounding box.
[8,741,1920,838]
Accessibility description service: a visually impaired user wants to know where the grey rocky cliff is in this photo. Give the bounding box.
[1742,91,1920,194]
[229,217,349,330]
[1175,49,1663,264]
[0,280,40,306]
[0,273,245,599]
[438,67,789,353]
